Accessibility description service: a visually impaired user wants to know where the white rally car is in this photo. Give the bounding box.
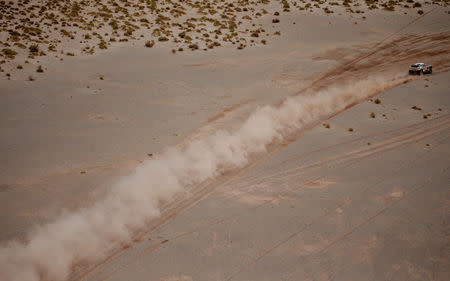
[409,63,432,75]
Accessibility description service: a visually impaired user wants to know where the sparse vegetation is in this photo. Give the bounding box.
[29,44,39,54]
[14,43,26,49]
[145,40,155,48]
[0,0,444,77]
[2,48,17,59]
[370,112,376,118]
[36,65,44,73]
[98,40,108,50]
[237,43,246,50]
[188,43,199,50]
[374,98,381,104]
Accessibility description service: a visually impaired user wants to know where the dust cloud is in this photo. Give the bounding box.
[0,73,407,281]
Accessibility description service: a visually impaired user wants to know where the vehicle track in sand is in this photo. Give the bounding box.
[72,81,449,281]
[69,13,450,281]
[232,114,450,190]
[142,29,450,238]
[279,166,449,281]
[75,108,450,281]
[226,160,450,281]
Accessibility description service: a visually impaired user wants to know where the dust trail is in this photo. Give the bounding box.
[0,73,407,281]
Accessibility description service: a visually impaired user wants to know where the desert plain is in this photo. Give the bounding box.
[0,0,449,281]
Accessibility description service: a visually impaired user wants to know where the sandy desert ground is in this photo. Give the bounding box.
[0,1,449,281]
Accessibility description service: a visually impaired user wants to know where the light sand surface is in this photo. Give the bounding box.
[0,2,449,281]
[71,72,449,281]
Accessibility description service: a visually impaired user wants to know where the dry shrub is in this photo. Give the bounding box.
[29,44,39,53]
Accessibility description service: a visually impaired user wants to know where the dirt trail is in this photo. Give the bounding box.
[68,30,450,281]
[141,36,450,241]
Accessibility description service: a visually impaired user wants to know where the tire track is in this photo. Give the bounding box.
[75,140,291,281]
[72,83,367,280]
[281,165,450,281]
[69,12,449,279]
[232,114,450,189]
[222,118,449,210]
[151,26,450,246]
[75,109,450,281]
[74,65,447,281]
[224,137,448,281]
